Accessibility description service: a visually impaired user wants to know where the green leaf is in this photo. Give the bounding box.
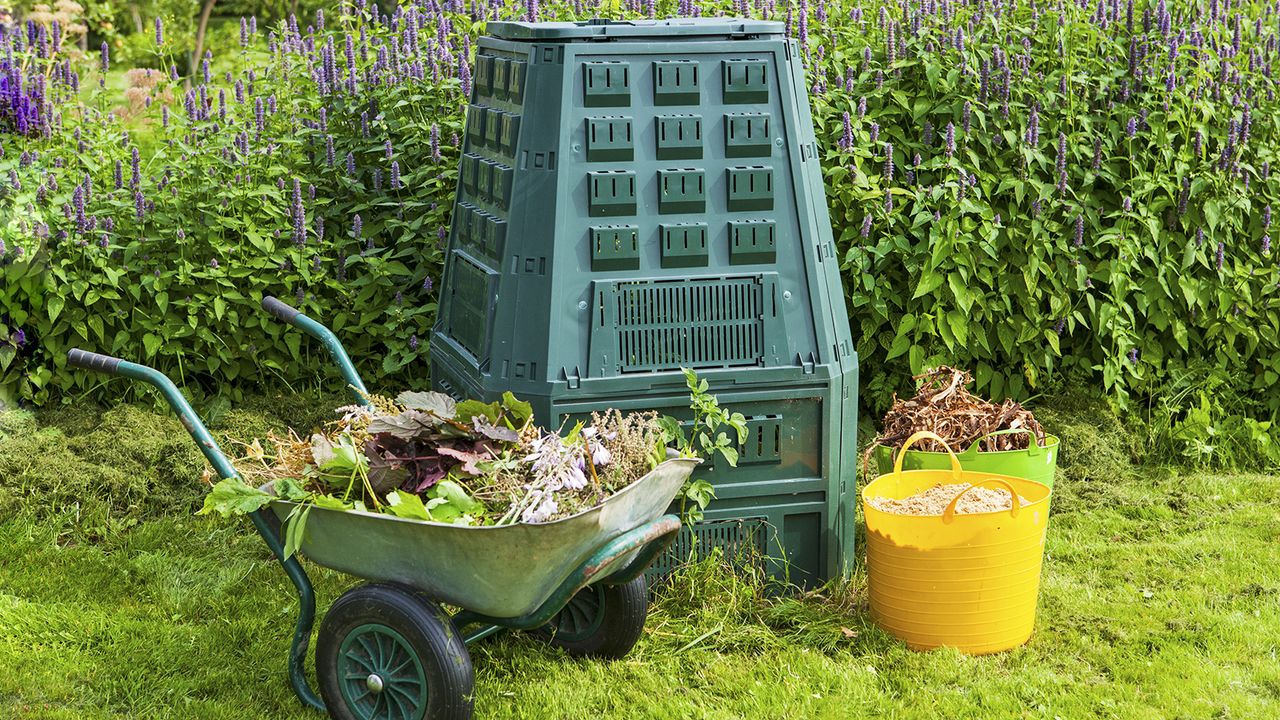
[283,505,312,559]
[385,490,433,521]
[46,295,64,325]
[913,270,945,299]
[1204,199,1221,231]
[948,273,973,314]
[433,480,483,516]
[198,478,274,517]
[142,333,162,358]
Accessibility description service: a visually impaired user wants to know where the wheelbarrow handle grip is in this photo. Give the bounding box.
[260,293,371,405]
[261,295,302,324]
[67,348,124,374]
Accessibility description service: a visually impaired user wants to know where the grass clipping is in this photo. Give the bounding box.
[868,367,1048,458]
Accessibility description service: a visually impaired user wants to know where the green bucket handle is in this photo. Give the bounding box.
[894,431,963,482]
[961,428,1047,457]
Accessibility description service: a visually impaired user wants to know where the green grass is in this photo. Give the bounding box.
[1,398,1278,719]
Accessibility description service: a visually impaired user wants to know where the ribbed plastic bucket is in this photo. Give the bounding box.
[863,431,1052,655]
[872,429,1059,489]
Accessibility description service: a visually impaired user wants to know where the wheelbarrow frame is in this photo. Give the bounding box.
[66,295,685,716]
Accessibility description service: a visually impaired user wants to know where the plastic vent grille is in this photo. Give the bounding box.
[445,254,493,361]
[645,518,767,583]
[611,277,765,373]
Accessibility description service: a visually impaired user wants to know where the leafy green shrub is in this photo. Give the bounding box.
[815,0,1280,417]
[3,0,1279,427]
[3,1,461,403]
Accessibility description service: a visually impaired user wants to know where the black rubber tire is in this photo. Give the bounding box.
[531,575,649,659]
[317,583,473,720]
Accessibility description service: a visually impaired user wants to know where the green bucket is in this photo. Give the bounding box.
[872,429,1059,489]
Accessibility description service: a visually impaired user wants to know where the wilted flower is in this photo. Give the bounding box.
[883,142,894,181]
[1074,214,1085,247]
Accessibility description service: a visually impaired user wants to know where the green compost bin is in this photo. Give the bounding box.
[871,429,1060,489]
[430,18,859,587]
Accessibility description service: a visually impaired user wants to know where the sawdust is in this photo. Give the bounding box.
[868,482,1030,516]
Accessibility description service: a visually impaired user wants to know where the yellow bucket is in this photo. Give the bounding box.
[862,431,1052,655]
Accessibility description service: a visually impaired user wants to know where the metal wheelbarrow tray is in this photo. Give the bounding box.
[264,455,696,619]
[67,295,692,720]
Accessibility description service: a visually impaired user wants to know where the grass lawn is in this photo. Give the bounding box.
[0,398,1277,719]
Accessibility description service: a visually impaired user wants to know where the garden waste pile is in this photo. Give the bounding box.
[867,367,1048,456]
[197,370,744,556]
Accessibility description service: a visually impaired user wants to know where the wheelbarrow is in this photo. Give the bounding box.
[66,295,694,720]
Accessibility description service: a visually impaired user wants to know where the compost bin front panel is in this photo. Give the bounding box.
[431,19,858,587]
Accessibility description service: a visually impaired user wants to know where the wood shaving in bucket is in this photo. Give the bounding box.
[869,482,1030,516]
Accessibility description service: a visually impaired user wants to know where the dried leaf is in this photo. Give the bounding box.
[472,415,520,443]
[367,409,440,440]
[437,445,491,476]
[397,391,457,419]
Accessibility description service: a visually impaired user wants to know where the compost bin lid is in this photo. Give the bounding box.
[485,17,785,42]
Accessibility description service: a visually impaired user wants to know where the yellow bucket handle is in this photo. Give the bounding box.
[942,478,1021,523]
[893,430,962,481]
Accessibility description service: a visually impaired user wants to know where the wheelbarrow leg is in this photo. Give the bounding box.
[251,510,325,712]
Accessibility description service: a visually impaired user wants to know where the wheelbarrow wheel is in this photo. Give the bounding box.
[317,583,473,720]
[531,575,648,659]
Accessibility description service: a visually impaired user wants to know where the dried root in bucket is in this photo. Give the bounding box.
[868,367,1047,457]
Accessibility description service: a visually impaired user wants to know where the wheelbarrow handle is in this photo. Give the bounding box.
[66,348,123,374]
[260,295,371,405]
[65,346,326,713]
[262,295,302,323]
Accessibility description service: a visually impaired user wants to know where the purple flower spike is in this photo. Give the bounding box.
[1074,214,1085,247]
[155,17,164,46]
[944,123,955,158]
